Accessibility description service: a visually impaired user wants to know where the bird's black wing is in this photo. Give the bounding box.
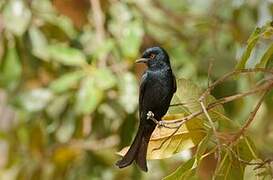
[139,72,148,116]
[172,72,177,93]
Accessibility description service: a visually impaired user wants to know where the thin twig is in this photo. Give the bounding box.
[231,91,268,143]
[200,99,222,173]
[223,144,273,168]
[201,68,273,98]
[149,70,273,153]
[162,79,273,125]
[152,125,181,151]
[208,60,214,88]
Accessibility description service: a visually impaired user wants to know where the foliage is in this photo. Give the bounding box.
[0,0,273,179]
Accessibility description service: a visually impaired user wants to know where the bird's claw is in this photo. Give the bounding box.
[146,111,154,120]
[147,111,165,127]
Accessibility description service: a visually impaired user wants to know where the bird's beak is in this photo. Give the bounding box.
[135,58,149,64]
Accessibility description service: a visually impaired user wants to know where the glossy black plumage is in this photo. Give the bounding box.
[116,47,176,172]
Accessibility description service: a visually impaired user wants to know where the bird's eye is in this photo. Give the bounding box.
[149,53,156,59]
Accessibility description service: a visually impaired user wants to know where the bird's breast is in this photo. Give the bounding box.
[141,69,174,119]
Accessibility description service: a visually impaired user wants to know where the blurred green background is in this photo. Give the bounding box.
[0,0,272,179]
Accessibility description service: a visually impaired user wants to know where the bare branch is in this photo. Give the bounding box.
[201,68,273,98]
[231,91,268,143]
[150,69,273,155]
[200,99,222,171]
[162,78,273,125]
[223,144,273,168]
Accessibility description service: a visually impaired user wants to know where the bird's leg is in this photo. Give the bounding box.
[146,111,183,129]
[146,111,164,127]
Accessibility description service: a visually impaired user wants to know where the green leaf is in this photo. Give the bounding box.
[236,23,273,69]
[29,26,49,60]
[163,158,196,180]
[75,76,103,114]
[49,71,85,93]
[94,68,116,90]
[244,159,272,180]
[48,44,87,66]
[216,137,258,180]
[118,72,138,113]
[215,151,244,180]
[18,89,53,112]
[31,0,76,39]
[46,93,70,119]
[256,43,273,68]
[195,133,210,163]
[119,20,144,58]
[236,137,258,161]
[109,3,143,59]
[236,28,261,69]
[56,118,75,143]
[169,78,225,122]
[1,45,22,89]
[2,0,31,36]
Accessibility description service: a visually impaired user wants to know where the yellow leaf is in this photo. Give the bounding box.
[117,113,206,159]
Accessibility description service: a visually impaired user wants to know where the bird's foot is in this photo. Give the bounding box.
[147,111,163,127]
[146,111,154,120]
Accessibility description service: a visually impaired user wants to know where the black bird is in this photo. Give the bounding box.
[116,46,177,172]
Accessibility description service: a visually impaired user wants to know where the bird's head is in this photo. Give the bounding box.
[136,46,170,69]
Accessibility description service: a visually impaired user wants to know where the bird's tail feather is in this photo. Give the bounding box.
[135,127,154,172]
[116,125,145,169]
[116,124,155,172]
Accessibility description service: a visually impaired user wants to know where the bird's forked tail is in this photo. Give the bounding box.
[116,124,155,172]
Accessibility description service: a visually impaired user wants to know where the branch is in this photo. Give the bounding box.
[201,68,273,98]
[200,99,222,170]
[231,91,268,143]
[223,144,273,169]
[149,69,273,153]
[162,78,273,125]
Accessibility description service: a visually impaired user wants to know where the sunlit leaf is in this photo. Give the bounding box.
[256,43,273,68]
[2,0,31,36]
[163,158,197,180]
[216,137,258,180]
[118,72,138,113]
[119,20,144,58]
[236,27,261,69]
[236,137,258,161]
[94,68,116,90]
[215,150,246,180]
[109,3,143,59]
[48,44,86,66]
[244,159,272,180]
[1,44,21,89]
[31,0,76,39]
[75,76,103,114]
[117,113,206,159]
[236,23,273,69]
[169,78,225,122]
[52,146,81,168]
[49,71,85,93]
[46,93,70,119]
[19,89,53,112]
[29,123,46,156]
[195,133,210,163]
[56,118,75,143]
[29,26,49,60]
